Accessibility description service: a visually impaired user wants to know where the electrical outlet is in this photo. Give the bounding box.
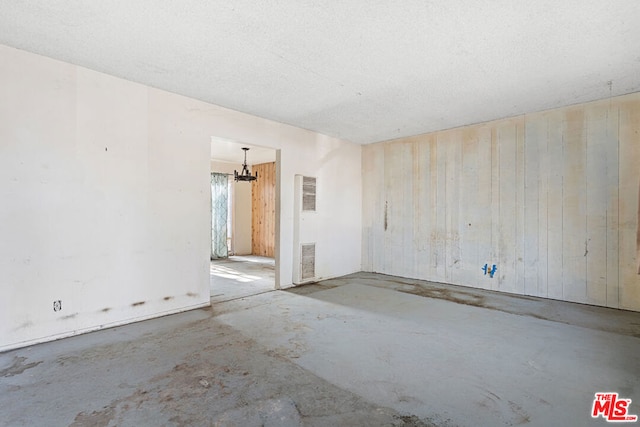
[53,300,62,312]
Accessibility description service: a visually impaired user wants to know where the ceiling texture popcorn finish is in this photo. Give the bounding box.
[1,1,639,144]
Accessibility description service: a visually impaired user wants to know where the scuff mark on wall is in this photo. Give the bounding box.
[15,321,33,330]
[131,301,146,307]
[384,201,388,231]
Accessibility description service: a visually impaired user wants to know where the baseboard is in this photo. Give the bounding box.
[0,301,211,353]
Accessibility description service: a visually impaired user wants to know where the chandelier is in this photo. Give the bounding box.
[234,148,258,182]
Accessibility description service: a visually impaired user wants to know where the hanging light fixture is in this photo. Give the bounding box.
[234,147,258,182]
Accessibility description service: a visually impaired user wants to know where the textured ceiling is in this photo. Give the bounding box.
[1,1,639,144]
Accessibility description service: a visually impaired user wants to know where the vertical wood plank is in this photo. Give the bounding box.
[584,103,609,306]
[401,141,415,277]
[497,120,518,293]
[384,142,403,276]
[361,146,373,271]
[269,163,275,256]
[562,108,587,303]
[434,133,447,281]
[490,127,500,291]
[413,136,431,279]
[251,167,257,255]
[251,162,276,257]
[546,111,564,300]
[618,97,640,311]
[428,135,439,280]
[476,125,493,290]
[605,104,620,308]
[251,168,260,255]
[524,114,542,296]
[459,127,480,287]
[445,131,462,284]
[381,143,388,274]
[536,114,550,298]
[515,117,526,294]
[372,143,386,273]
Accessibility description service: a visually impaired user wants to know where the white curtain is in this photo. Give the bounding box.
[211,173,229,260]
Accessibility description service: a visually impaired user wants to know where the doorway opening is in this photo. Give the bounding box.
[210,138,278,303]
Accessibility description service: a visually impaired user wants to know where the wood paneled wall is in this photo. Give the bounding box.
[252,162,276,257]
[362,93,640,311]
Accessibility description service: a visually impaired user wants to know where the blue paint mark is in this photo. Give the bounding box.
[482,264,497,278]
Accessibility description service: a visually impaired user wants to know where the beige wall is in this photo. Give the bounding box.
[363,93,640,311]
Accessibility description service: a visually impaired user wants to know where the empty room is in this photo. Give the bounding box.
[1,2,639,426]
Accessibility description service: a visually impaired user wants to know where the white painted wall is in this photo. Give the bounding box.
[145,89,363,290]
[210,160,252,255]
[363,93,640,312]
[0,45,211,351]
[0,44,362,351]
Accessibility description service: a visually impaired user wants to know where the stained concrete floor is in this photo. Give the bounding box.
[1,272,640,426]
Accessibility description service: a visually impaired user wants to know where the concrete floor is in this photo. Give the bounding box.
[210,255,275,303]
[1,272,640,426]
